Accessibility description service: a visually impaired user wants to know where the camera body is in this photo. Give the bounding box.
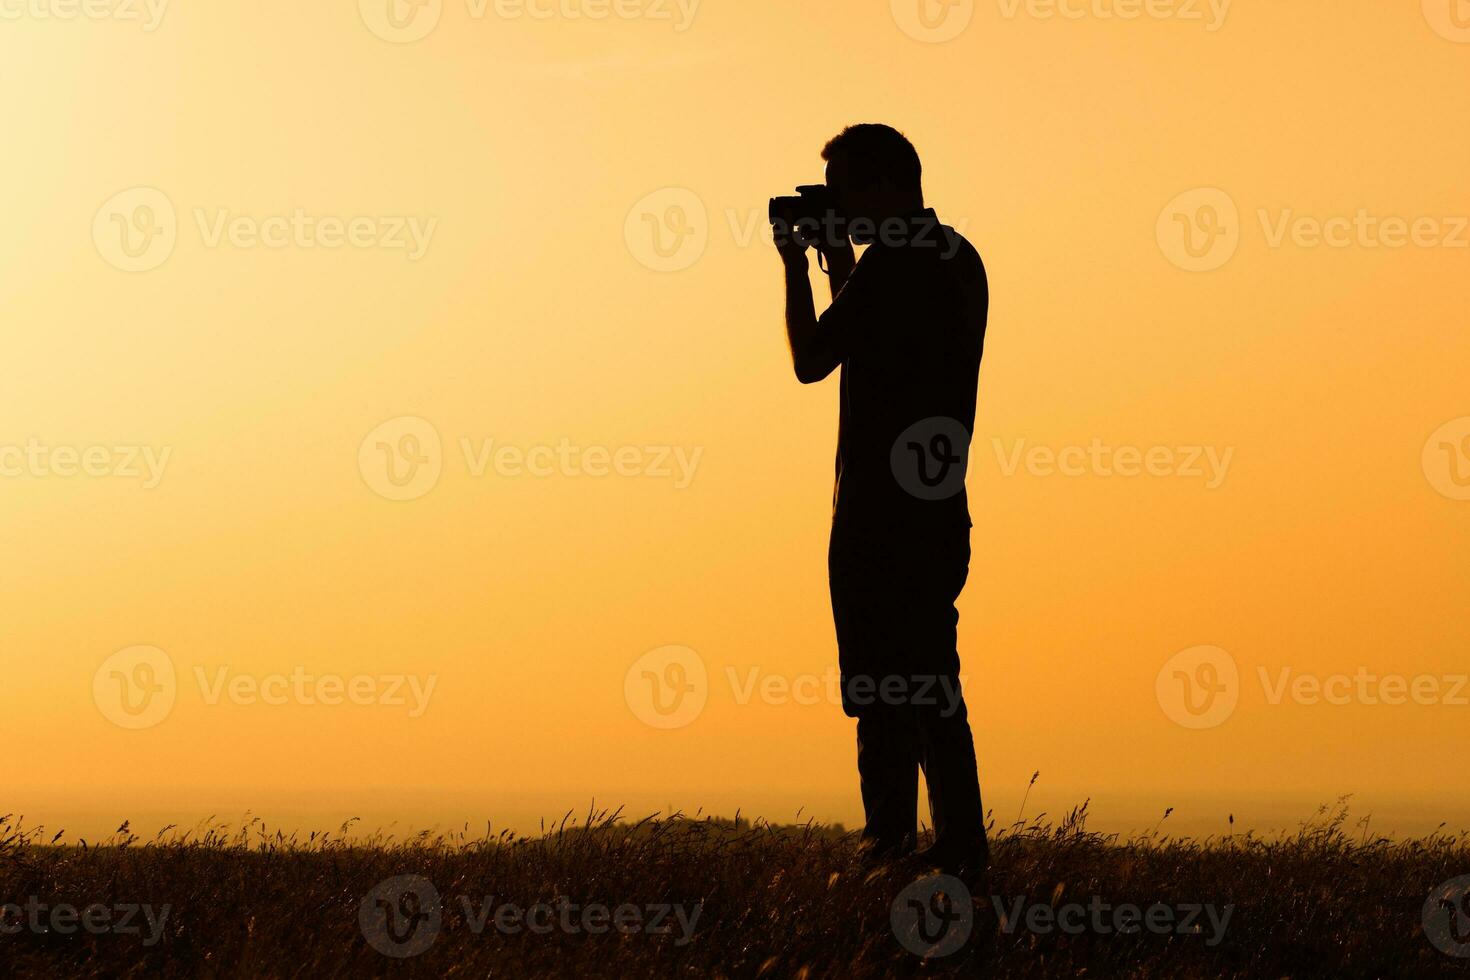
[769,184,848,250]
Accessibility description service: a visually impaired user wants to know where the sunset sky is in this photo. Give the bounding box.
[2,0,1468,841]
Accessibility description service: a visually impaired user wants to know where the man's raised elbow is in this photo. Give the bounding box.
[793,360,830,384]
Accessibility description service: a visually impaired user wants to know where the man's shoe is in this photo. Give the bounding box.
[857,837,915,873]
[912,837,989,877]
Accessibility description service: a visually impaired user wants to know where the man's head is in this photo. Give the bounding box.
[822,124,925,243]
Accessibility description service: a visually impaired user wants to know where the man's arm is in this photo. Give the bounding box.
[779,240,857,385]
[821,243,856,299]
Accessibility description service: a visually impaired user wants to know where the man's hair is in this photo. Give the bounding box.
[821,124,923,194]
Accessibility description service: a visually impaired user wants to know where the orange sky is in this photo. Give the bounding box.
[2,0,1468,841]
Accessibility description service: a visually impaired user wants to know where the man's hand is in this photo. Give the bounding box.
[779,227,843,385]
[773,221,811,268]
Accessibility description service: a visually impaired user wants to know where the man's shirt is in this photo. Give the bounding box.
[816,210,988,535]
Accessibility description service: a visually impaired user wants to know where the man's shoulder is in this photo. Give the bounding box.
[856,222,987,299]
[938,226,984,276]
[889,223,983,274]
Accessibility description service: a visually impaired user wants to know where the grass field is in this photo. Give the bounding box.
[2,800,1468,977]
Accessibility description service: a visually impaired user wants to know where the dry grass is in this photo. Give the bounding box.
[1,798,1466,978]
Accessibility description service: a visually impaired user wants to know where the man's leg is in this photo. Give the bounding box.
[917,680,988,864]
[831,528,921,857]
[908,528,988,866]
[855,705,921,857]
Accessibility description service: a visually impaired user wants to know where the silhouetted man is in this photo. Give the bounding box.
[774,124,989,873]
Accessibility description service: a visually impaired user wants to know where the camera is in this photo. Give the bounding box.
[769,184,847,250]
